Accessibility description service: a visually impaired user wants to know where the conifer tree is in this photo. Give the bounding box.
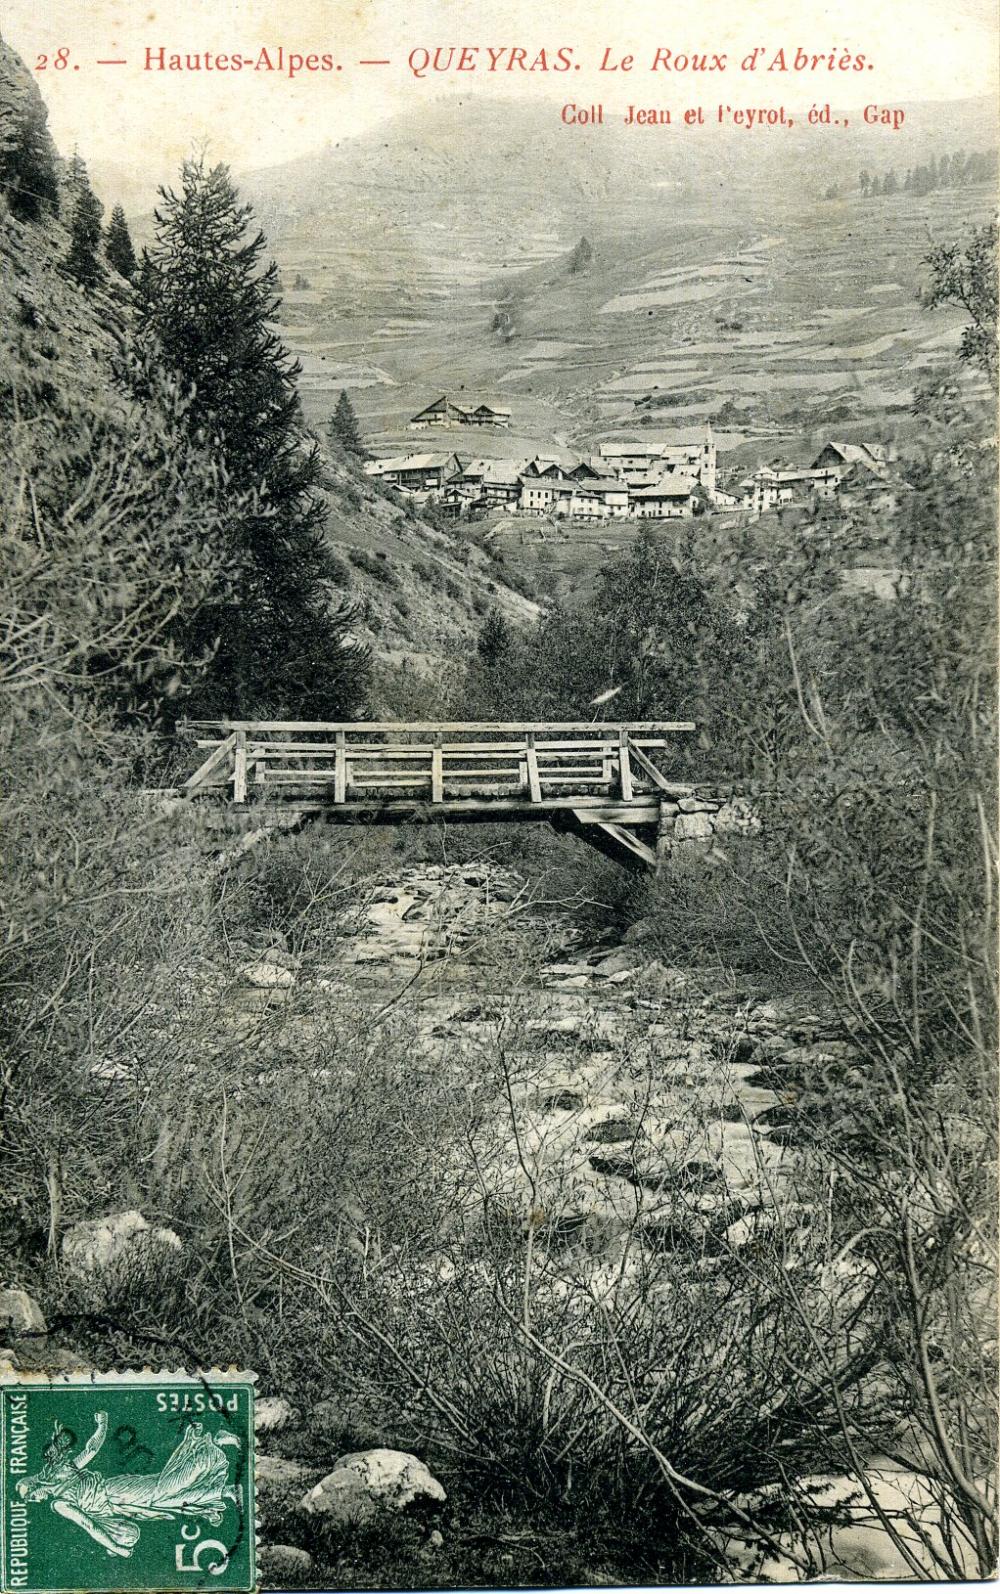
[476,607,511,668]
[132,154,367,719]
[62,166,105,288]
[105,203,137,280]
[328,389,366,456]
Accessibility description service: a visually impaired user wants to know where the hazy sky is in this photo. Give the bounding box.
[4,0,997,185]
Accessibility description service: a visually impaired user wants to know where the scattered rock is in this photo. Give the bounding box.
[255,1396,296,1433]
[61,1211,182,1276]
[300,1449,446,1527]
[713,1100,748,1123]
[536,1089,584,1112]
[260,946,299,972]
[723,1211,778,1250]
[642,1217,718,1255]
[588,1153,638,1182]
[242,961,295,989]
[12,1343,92,1372]
[258,1544,314,1579]
[584,1117,635,1144]
[0,1288,45,1337]
[590,947,640,976]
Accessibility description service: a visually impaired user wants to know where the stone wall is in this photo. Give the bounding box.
[657,793,758,857]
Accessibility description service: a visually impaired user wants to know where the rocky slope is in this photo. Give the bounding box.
[0,37,536,679]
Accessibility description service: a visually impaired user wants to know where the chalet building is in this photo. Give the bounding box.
[630,476,698,518]
[518,477,566,513]
[410,396,469,428]
[557,478,630,519]
[450,458,525,504]
[410,395,512,428]
[740,464,841,515]
[467,403,512,427]
[836,460,909,514]
[365,451,465,493]
[812,441,891,474]
[596,426,717,499]
[521,457,572,481]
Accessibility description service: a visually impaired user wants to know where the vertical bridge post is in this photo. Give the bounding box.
[334,730,346,804]
[233,729,248,805]
[525,731,541,803]
[618,727,633,802]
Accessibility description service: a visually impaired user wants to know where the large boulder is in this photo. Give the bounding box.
[61,1211,182,1277]
[255,1396,296,1434]
[6,1343,91,1373]
[299,1448,446,1527]
[0,1289,45,1336]
[258,1544,313,1580]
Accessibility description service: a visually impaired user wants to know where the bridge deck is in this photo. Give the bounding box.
[179,720,696,870]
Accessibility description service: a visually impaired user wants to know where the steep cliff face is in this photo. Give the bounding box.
[0,38,127,408]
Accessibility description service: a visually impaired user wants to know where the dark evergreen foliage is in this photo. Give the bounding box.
[328,388,367,456]
[863,146,998,198]
[62,168,105,289]
[105,203,137,280]
[132,155,369,720]
[476,608,512,669]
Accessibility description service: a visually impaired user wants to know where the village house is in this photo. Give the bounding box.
[629,475,698,518]
[450,458,526,504]
[520,457,573,481]
[518,475,568,513]
[410,395,512,428]
[596,426,717,499]
[466,402,512,427]
[835,460,909,514]
[812,440,891,475]
[740,441,901,517]
[740,463,841,515]
[364,451,465,494]
[555,478,631,519]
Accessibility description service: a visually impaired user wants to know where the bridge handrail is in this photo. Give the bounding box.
[180,719,696,735]
[180,719,696,806]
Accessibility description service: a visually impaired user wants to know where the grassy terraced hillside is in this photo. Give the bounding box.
[235,95,996,473]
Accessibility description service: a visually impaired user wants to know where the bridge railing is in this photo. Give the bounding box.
[179,720,695,807]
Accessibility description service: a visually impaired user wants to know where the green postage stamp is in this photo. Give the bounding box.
[0,1372,256,1592]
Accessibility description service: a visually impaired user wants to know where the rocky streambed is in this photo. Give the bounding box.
[2,860,969,1586]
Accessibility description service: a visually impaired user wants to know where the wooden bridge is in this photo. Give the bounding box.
[180,720,697,869]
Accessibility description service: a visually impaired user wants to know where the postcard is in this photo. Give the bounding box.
[0,0,996,1588]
